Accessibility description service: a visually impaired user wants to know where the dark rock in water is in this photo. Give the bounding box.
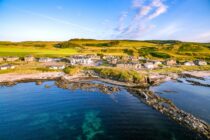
[36,81,43,85]
[180,73,205,80]
[55,79,120,94]
[0,82,17,87]
[163,90,177,93]
[45,85,50,88]
[186,79,210,87]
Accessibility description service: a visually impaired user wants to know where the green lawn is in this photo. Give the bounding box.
[0,46,78,57]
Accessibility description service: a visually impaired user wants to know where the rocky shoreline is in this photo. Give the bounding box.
[0,71,210,139]
[128,88,210,139]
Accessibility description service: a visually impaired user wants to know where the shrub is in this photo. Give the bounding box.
[64,66,81,76]
[89,67,144,83]
[54,41,82,49]
[150,52,171,59]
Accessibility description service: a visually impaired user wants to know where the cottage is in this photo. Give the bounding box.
[0,64,15,70]
[0,57,4,62]
[86,54,101,60]
[39,57,53,63]
[152,61,162,68]
[67,55,93,66]
[49,64,65,70]
[184,61,195,66]
[5,56,19,62]
[144,62,155,69]
[110,58,118,65]
[164,60,176,66]
[24,56,35,62]
[194,60,207,66]
[116,62,141,70]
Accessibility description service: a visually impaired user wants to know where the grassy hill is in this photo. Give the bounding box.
[0,39,210,61]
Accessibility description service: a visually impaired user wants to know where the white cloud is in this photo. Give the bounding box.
[148,0,168,19]
[114,0,168,39]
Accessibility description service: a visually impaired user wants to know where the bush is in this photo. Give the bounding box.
[89,67,143,83]
[150,52,170,59]
[54,41,82,49]
[85,41,120,47]
[64,66,81,76]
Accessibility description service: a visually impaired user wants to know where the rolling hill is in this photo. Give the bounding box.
[0,39,210,61]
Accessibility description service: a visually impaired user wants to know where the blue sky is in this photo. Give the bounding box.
[0,0,210,42]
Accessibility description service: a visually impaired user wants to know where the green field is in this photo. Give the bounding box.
[0,39,210,61]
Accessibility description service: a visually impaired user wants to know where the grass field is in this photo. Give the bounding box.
[0,40,210,61]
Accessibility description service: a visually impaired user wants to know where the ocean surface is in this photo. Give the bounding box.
[0,81,205,140]
[151,77,210,124]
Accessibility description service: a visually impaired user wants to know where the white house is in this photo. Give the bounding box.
[0,64,15,70]
[194,60,207,66]
[144,62,155,69]
[67,55,93,66]
[5,56,19,62]
[116,62,141,70]
[24,55,35,62]
[49,64,65,70]
[39,57,53,63]
[184,61,195,66]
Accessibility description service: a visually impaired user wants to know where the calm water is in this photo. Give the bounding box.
[0,81,203,140]
[151,77,210,124]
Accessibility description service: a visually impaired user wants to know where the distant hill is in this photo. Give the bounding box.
[0,39,210,61]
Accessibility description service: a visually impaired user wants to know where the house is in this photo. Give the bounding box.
[184,61,195,66]
[39,57,53,63]
[116,62,141,70]
[194,60,207,66]
[144,62,155,69]
[67,55,93,66]
[86,54,101,60]
[24,56,35,62]
[153,61,162,68]
[0,64,15,70]
[0,57,4,62]
[5,56,19,62]
[49,64,65,70]
[110,58,118,65]
[164,60,176,66]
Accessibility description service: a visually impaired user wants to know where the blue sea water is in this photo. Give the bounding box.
[151,77,210,124]
[0,81,204,140]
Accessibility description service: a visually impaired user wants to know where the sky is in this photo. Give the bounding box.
[0,0,210,42]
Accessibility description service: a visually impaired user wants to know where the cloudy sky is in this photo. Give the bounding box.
[0,0,210,42]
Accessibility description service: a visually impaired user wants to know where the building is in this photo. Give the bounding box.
[194,60,207,66]
[116,62,141,70]
[39,57,53,63]
[0,57,4,62]
[110,58,118,65]
[164,60,176,66]
[24,56,35,62]
[184,61,195,66]
[153,61,162,68]
[0,64,15,70]
[144,62,155,69]
[49,64,65,70]
[5,56,19,62]
[67,55,93,66]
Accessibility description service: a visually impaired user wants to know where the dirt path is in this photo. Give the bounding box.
[0,72,64,83]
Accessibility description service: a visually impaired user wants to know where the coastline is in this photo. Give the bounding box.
[0,71,210,139]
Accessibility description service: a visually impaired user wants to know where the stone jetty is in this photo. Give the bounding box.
[128,88,210,139]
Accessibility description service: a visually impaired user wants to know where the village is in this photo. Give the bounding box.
[0,54,209,71]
